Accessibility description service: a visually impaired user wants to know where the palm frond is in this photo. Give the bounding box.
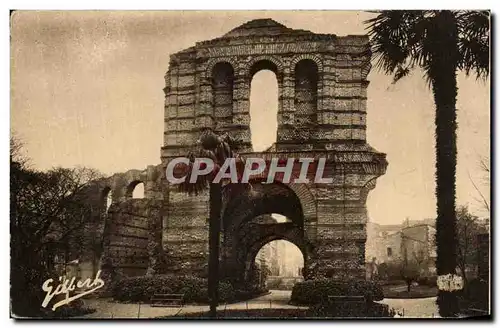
[177,131,244,195]
[365,11,410,74]
[392,64,413,84]
[365,10,429,80]
[457,10,490,79]
[177,147,216,195]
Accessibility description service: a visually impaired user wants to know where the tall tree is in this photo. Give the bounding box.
[10,137,104,315]
[176,130,242,318]
[455,205,488,287]
[365,10,489,317]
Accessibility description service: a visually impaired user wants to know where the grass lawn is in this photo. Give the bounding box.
[383,284,437,299]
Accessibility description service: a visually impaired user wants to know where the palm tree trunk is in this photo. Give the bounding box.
[208,182,222,317]
[430,10,460,318]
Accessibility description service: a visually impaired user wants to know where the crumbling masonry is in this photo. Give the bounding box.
[83,19,387,286]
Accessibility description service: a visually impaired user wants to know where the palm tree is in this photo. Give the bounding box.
[365,10,489,317]
[177,130,242,317]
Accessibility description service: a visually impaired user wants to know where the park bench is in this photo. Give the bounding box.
[150,293,185,307]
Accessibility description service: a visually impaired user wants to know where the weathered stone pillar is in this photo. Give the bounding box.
[276,65,295,151]
[197,73,215,131]
[231,66,252,152]
[310,157,386,280]
[146,199,165,275]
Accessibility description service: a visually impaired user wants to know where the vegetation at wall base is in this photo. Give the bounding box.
[44,302,96,318]
[112,274,235,304]
[459,278,489,313]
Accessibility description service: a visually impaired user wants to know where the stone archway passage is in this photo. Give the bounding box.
[220,180,315,286]
[242,224,308,283]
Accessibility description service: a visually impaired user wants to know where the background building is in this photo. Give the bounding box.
[366,219,437,274]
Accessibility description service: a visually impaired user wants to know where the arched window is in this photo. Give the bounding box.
[249,60,279,152]
[212,62,234,130]
[102,187,113,212]
[126,181,145,199]
[294,59,318,125]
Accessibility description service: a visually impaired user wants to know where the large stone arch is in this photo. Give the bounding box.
[221,179,316,228]
[286,183,317,226]
[220,179,319,284]
[241,222,311,282]
[222,181,304,229]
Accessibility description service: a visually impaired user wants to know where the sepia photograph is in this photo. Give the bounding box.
[9,9,491,319]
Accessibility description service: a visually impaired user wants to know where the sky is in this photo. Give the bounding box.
[10,11,490,225]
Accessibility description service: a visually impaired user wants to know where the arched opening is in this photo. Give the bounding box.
[96,187,114,276]
[271,213,290,223]
[294,59,318,125]
[102,187,113,212]
[253,239,304,293]
[249,60,279,152]
[132,183,144,199]
[212,62,234,130]
[221,181,311,287]
[126,181,145,199]
[222,180,304,230]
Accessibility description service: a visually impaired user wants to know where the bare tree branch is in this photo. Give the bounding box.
[467,170,490,213]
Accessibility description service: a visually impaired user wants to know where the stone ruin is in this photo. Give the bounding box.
[81,19,387,286]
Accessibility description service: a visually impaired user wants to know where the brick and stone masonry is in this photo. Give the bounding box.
[82,18,388,285]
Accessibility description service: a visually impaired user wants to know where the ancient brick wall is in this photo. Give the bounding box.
[163,186,209,276]
[77,165,165,281]
[105,200,150,277]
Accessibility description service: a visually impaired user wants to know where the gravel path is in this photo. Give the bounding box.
[81,290,305,319]
[378,297,439,318]
[80,291,439,318]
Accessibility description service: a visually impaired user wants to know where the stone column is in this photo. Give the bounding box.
[276,66,296,150]
[146,199,165,275]
[232,67,252,152]
[311,159,383,281]
[196,72,215,130]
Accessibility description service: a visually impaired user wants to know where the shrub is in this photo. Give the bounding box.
[307,301,397,318]
[417,275,438,286]
[112,274,235,304]
[265,278,283,290]
[464,278,489,311]
[290,279,384,305]
[43,299,96,318]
